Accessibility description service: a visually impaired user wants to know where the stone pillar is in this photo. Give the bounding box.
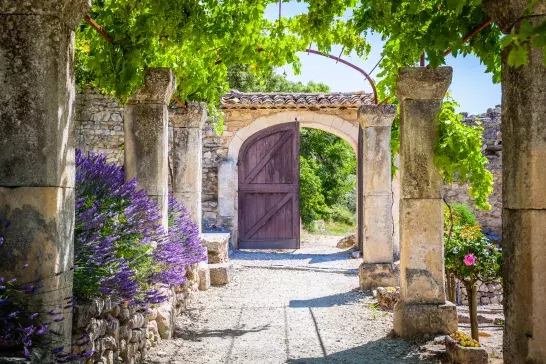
[124,68,175,230]
[170,102,207,230]
[483,2,546,361]
[393,67,457,338]
[358,104,399,289]
[0,0,90,356]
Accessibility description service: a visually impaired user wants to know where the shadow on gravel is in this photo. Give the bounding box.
[289,289,371,308]
[232,249,353,264]
[173,324,271,341]
[286,337,443,364]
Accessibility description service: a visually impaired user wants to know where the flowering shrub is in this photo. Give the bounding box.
[444,203,502,341]
[444,204,501,286]
[153,195,207,289]
[74,150,206,305]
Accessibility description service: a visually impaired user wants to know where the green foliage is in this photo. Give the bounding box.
[444,203,502,286]
[435,97,494,210]
[75,0,367,107]
[300,129,356,208]
[228,65,330,93]
[300,157,328,229]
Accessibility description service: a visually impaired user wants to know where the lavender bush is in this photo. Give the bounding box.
[74,150,206,305]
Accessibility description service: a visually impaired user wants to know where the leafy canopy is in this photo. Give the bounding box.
[76,0,367,107]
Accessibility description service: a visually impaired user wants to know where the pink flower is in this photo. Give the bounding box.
[464,254,476,266]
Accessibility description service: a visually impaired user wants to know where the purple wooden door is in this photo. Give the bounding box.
[238,123,300,249]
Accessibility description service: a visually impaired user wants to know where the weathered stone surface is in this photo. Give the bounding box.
[156,304,175,339]
[484,0,546,33]
[201,233,230,264]
[445,335,488,364]
[376,287,400,310]
[170,102,207,128]
[359,263,399,290]
[0,0,91,29]
[209,262,234,286]
[74,298,105,329]
[397,67,453,102]
[363,127,392,194]
[129,313,146,329]
[0,187,75,347]
[363,195,393,263]
[124,103,169,197]
[399,99,443,199]
[171,122,204,227]
[336,233,356,249]
[0,12,84,187]
[502,209,546,363]
[399,199,445,304]
[129,68,175,105]
[393,301,458,338]
[358,104,397,128]
[125,68,174,230]
[198,262,211,291]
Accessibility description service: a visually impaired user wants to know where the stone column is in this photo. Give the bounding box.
[0,0,90,356]
[358,104,399,289]
[170,102,207,230]
[483,2,546,362]
[124,68,175,230]
[393,67,457,338]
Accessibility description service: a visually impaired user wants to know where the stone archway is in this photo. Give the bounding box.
[214,91,398,288]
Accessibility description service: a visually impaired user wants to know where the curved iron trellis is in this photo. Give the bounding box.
[304,49,378,104]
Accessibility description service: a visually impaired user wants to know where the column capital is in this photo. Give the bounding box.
[170,102,208,128]
[397,67,452,102]
[129,68,176,105]
[484,0,546,33]
[0,0,91,29]
[358,104,397,127]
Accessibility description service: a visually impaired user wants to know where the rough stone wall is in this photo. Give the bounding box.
[444,106,503,238]
[201,121,226,230]
[72,264,200,364]
[75,88,125,165]
[459,280,503,306]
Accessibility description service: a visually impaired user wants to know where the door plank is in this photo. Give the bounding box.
[244,130,293,183]
[244,193,292,240]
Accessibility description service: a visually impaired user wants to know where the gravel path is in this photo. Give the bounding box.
[231,234,361,273]
[145,265,441,364]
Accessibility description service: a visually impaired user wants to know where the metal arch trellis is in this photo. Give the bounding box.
[304,48,379,104]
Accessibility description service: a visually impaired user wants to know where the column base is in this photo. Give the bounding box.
[393,301,458,338]
[359,262,399,290]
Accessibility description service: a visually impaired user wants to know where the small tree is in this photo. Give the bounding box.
[444,203,502,342]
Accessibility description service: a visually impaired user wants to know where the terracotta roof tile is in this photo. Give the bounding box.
[221,91,374,109]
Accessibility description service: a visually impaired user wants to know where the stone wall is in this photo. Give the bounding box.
[201,121,227,230]
[459,280,503,306]
[72,264,200,364]
[444,106,503,238]
[75,87,125,165]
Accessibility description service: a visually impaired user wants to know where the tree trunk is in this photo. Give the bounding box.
[448,274,457,303]
[468,282,479,342]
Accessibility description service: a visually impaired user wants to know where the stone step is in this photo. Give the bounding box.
[209,262,234,286]
[200,233,230,264]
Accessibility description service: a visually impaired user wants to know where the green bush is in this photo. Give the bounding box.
[300,157,328,230]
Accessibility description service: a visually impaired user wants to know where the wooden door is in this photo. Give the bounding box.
[238,123,300,249]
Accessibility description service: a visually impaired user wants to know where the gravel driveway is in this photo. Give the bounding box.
[145,263,441,364]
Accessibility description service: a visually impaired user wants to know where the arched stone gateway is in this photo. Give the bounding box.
[215,91,399,288]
